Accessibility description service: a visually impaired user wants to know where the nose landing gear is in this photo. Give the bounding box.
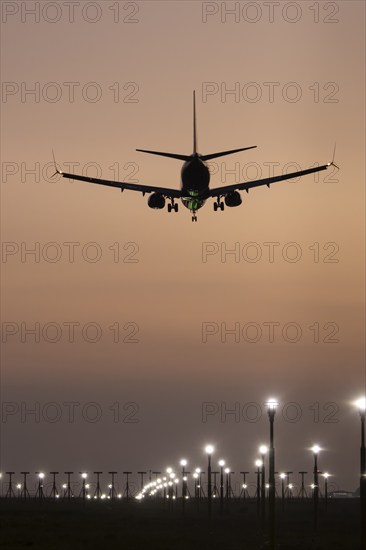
[192,213,198,222]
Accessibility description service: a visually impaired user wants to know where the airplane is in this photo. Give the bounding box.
[53,91,338,222]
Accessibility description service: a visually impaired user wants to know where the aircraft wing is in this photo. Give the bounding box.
[59,171,182,199]
[208,163,334,198]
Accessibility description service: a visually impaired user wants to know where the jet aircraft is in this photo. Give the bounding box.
[54,92,338,222]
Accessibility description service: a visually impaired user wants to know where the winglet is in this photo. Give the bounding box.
[52,149,63,177]
[328,142,339,170]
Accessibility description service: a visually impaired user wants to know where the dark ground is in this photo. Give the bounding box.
[0,498,361,550]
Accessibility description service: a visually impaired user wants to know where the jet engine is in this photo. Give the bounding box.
[148,193,165,209]
[224,191,242,207]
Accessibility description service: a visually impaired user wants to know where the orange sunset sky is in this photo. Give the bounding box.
[1,1,365,493]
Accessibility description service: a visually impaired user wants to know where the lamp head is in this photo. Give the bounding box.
[205,444,214,455]
[311,445,321,454]
[218,460,225,467]
[180,459,187,467]
[266,399,279,412]
[354,397,366,413]
[259,445,268,455]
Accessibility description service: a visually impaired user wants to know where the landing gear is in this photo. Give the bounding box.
[192,213,198,222]
[213,200,224,211]
[168,201,178,213]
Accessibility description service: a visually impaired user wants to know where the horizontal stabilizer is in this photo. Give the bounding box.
[136,149,191,161]
[201,146,257,161]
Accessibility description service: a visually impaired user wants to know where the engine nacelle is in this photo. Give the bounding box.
[148,193,165,209]
[225,191,242,207]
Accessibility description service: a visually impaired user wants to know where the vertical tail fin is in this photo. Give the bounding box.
[193,90,197,154]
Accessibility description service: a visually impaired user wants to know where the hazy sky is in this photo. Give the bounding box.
[1,1,365,494]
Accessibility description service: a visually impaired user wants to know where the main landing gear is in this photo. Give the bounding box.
[192,213,198,222]
[213,199,224,211]
[167,201,178,213]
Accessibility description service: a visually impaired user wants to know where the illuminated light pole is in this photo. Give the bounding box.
[224,468,230,500]
[240,472,250,499]
[193,473,199,500]
[50,472,59,499]
[64,472,74,500]
[180,460,187,499]
[93,472,102,499]
[5,472,16,499]
[166,468,174,504]
[255,459,262,517]
[218,460,225,515]
[311,445,321,530]
[35,472,45,500]
[354,397,366,549]
[285,471,293,498]
[180,459,188,515]
[259,445,268,527]
[228,471,234,498]
[108,472,118,500]
[123,472,132,501]
[322,473,330,510]
[266,398,278,550]
[205,445,214,519]
[20,472,30,500]
[298,471,308,498]
[279,473,286,512]
[212,471,219,498]
[196,468,205,498]
[80,473,88,502]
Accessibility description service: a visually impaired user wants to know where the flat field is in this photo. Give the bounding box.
[0,498,360,549]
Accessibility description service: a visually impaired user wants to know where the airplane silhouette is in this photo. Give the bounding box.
[54,91,338,222]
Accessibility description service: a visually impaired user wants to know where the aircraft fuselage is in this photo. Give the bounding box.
[180,154,209,212]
